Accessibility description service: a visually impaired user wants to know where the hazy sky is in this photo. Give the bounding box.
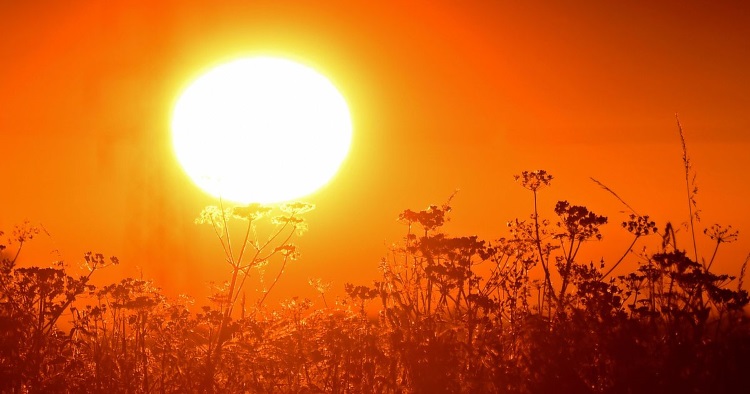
[2,1,749,301]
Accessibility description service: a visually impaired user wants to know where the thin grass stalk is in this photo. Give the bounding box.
[738,253,748,292]
[676,115,699,263]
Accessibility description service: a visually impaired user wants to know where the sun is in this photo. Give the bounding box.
[171,57,352,204]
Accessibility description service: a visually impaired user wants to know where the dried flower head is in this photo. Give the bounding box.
[232,203,272,221]
[622,214,658,237]
[704,224,738,243]
[514,170,553,192]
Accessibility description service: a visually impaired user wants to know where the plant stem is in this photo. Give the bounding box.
[602,235,640,280]
[532,190,556,304]
[706,240,721,271]
[677,116,699,263]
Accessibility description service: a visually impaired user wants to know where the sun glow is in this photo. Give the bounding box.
[171,57,352,203]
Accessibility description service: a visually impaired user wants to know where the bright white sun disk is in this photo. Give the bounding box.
[171,57,352,203]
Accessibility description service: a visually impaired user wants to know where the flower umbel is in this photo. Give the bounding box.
[514,170,553,192]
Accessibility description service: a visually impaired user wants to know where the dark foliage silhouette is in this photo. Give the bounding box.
[2,135,749,392]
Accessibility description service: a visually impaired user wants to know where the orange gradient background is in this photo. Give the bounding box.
[2,1,749,302]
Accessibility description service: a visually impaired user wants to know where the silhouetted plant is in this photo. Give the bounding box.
[1,124,749,393]
[195,201,313,391]
[0,224,117,392]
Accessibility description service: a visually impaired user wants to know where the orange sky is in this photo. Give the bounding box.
[2,1,749,302]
